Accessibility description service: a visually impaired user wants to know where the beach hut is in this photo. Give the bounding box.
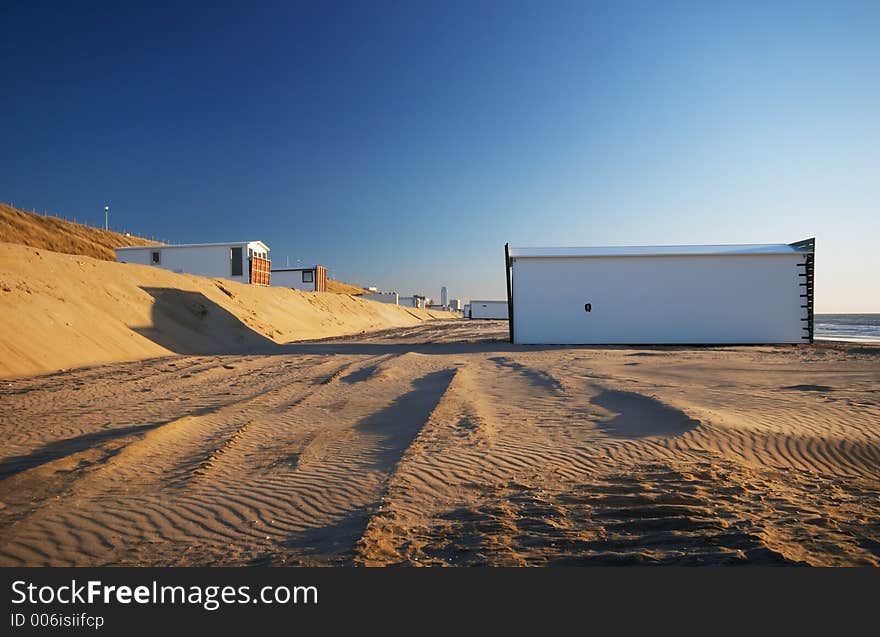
[271,265,327,292]
[115,241,271,285]
[504,240,815,345]
[469,300,510,320]
[399,295,429,309]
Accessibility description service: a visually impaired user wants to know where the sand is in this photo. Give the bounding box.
[1,202,371,297]
[0,203,161,261]
[0,242,453,377]
[1,318,878,566]
[325,279,370,295]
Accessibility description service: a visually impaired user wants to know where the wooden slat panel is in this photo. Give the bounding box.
[249,256,272,286]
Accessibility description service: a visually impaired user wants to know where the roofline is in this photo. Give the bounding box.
[270,265,324,272]
[508,241,813,258]
[116,241,270,251]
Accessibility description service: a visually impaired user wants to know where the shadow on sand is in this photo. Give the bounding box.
[134,287,277,355]
[0,423,162,479]
[590,389,700,439]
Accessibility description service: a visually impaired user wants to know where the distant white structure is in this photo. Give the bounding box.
[505,240,816,344]
[448,298,462,311]
[116,241,271,285]
[398,296,420,308]
[366,286,379,292]
[440,286,448,307]
[400,295,430,309]
[469,300,509,320]
[362,291,399,305]
[271,265,327,292]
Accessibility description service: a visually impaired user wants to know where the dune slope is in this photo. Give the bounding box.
[0,242,454,377]
[0,203,161,261]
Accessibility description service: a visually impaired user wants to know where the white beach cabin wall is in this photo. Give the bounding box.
[470,300,509,320]
[115,241,269,284]
[270,266,326,291]
[272,269,315,290]
[506,242,815,345]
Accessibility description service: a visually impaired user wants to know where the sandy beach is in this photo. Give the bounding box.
[1,320,877,566]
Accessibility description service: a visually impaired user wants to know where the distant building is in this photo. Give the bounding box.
[469,300,509,320]
[440,286,448,307]
[115,241,271,285]
[271,265,327,292]
[362,291,399,305]
[399,295,429,309]
[448,298,462,311]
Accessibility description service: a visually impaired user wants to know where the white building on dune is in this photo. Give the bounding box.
[399,295,431,309]
[115,241,271,285]
[271,265,327,292]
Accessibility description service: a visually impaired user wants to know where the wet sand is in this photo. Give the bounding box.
[1,320,878,566]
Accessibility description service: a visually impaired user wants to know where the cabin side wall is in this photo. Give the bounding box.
[470,301,509,320]
[272,269,317,291]
[512,254,807,344]
[116,245,249,283]
[115,247,153,265]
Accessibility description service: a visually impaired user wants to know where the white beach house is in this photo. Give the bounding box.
[469,300,510,320]
[504,239,815,345]
[271,265,327,292]
[115,241,271,285]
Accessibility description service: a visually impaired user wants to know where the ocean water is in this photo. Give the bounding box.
[814,314,880,343]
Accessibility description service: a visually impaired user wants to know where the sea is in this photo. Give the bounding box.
[814,314,880,343]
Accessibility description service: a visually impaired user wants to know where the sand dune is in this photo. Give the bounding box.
[1,202,376,299]
[0,203,161,261]
[1,320,878,566]
[0,242,455,377]
[325,279,369,295]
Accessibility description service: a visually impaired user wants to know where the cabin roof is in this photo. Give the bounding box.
[117,241,269,252]
[508,241,813,258]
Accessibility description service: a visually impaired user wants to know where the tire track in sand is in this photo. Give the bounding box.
[0,353,456,566]
[0,355,361,565]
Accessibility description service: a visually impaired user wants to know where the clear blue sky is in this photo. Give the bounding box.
[2,1,878,310]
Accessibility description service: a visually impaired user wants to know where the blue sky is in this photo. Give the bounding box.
[2,1,878,310]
